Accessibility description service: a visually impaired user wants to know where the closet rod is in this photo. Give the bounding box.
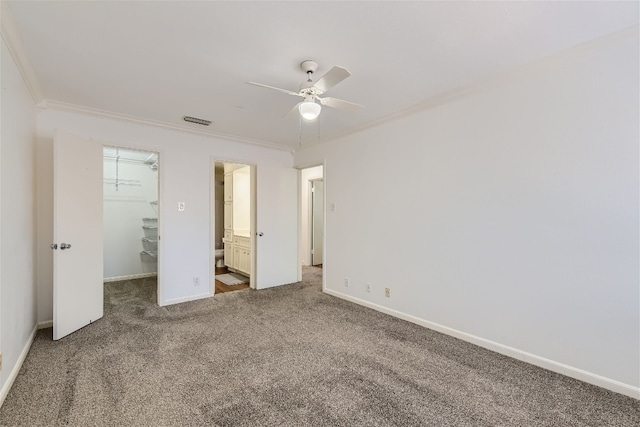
[103,154,155,164]
[103,178,141,187]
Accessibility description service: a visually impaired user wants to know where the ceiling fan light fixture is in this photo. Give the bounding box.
[299,101,321,120]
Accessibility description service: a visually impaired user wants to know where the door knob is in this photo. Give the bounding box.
[258,232,264,237]
[60,243,72,250]
[50,243,58,250]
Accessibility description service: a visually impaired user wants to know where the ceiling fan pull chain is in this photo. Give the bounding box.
[115,148,119,192]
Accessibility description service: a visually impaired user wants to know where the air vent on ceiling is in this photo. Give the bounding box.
[183,116,212,126]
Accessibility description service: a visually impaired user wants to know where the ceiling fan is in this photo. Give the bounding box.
[246,60,364,121]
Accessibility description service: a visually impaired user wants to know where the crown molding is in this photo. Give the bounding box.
[303,83,478,152]
[0,1,44,104]
[296,24,640,153]
[39,99,294,152]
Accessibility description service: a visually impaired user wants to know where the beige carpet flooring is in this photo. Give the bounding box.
[0,266,638,426]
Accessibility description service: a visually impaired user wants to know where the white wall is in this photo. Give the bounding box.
[0,38,38,402]
[36,109,295,321]
[294,28,639,394]
[300,166,323,265]
[103,150,158,279]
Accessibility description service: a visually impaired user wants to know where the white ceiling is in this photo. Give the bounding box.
[6,1,638,150]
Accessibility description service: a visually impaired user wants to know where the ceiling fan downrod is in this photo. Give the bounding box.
[300,60,318,83]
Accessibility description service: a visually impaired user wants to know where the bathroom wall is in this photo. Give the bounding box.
[103,148,158,279]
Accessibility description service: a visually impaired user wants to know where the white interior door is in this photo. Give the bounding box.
[53,131,104,340]
[255,165,298,288]
[311,180,324,265]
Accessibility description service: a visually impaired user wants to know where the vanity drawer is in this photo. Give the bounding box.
[223,230,233,242]
[233,236,250,247]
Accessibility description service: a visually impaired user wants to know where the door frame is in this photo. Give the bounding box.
[103,143,164,305]
[210,157,257,292]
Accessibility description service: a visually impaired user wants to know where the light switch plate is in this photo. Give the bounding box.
[178,202,185,212]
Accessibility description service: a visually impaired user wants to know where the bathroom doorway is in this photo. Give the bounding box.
[213,161,253,294]
[102,146,160,298]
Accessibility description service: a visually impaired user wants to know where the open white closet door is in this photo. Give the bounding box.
[255,165,298,289]
[53,131,104,340]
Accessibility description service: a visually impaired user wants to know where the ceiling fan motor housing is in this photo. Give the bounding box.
[299,80,315,91]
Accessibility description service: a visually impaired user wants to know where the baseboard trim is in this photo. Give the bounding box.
[103,273,157,283]
[0,324,37,408]
[159,291,212,307]
[324,289,640,400]
[37,320,53,329]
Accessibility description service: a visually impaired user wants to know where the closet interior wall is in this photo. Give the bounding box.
[103,147,158,280]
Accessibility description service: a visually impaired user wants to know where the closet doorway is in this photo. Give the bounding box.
[102,147,160,295]
[213,161,253,294]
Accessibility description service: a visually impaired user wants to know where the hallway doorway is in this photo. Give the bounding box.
[299,165,324,285]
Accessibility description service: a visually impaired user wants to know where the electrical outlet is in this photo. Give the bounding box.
[193,276,200,286]
[344,278,349,287]
[366,282,372,293]
[385,287,390,298]
[178,202,185,212]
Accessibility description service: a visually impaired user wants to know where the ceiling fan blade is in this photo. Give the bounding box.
[312,66,351,94]
[246,82,301,97]
[318,96,364,112]
[284,102,302,119]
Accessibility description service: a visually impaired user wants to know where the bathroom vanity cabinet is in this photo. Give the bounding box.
[223,202,232,230]
[224,172,233,202]
[233,235,251,275]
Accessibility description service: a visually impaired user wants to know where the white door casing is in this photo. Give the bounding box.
[255,165,298,288]
[311,180,324,265]
[53,131,104,340]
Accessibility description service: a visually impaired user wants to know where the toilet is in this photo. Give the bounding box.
[215,248,225,267]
